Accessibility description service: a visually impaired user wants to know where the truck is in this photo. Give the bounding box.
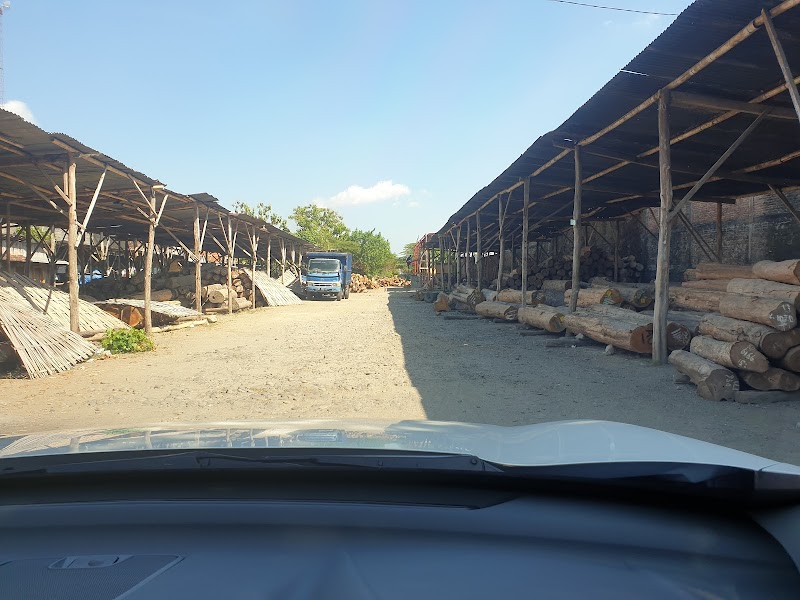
[301,252,353,301]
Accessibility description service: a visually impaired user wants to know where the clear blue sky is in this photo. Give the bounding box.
[5,0,692,253]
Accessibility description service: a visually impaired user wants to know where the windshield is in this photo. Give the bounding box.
[308,259,340,274]
[1,0,799,477]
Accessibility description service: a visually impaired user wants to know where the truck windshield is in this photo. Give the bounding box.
[308,259,340,274]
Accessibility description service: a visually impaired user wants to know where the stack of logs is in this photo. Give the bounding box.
[507,246,642,290]
[350,274,411,293]
[668,259,800,402]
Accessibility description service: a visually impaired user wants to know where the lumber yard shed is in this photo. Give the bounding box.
[428,0,800,365]
[0,109,313,338]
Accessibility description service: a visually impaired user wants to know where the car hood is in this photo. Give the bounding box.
[0,419,797,474]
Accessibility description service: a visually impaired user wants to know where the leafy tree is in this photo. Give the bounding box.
[401,241,417,258]
[290,204,350,250]
[349,229,396,277]
[233,201,288,230]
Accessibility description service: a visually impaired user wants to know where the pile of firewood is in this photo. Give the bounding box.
[668,259,800,402]
[350,274,411,293]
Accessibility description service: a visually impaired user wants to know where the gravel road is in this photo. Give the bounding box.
[2,289,799,463]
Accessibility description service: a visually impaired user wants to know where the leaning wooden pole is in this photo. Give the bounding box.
[521,177,530,307]
[143,192,156,334]
[569,145,582,315]
[193,203,202,313]
[763,8,800,124]
[653,90,674,365]
[66,156,80,333]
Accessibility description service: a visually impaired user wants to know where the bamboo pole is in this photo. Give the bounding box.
[194,203,202,312]
[569,146,582,315]
[143,196,156,334]
[763,8,800,123]
[521,177,530,307]
[465,218,472,287]
[653,91,673,364]
[455,226,462,286]
[266,232,272,278]
[250,226,259,309]
[496,197,504,293]
[227,216,234,315]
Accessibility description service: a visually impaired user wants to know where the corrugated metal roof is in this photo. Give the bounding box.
[436,0,800,247]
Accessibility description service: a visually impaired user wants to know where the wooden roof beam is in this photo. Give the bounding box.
[670,91,798,119]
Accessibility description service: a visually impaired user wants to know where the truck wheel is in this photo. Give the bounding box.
[344,285,350,299]
[336,291,343,301]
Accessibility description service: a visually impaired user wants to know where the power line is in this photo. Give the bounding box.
[543,0,678,16]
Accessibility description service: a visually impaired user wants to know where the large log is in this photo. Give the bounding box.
[726,278,800,308]
[517,305,565,333]
[585,305,691,351]
[753,259,800,285]
[433,292,450,313]
[718,294,797,331]
[129,288,176,302]
[694,262,755,280]
[698,313,800,360]
[563,310,652,354]
[541,279,572,292]
[475,301,519,321]
[564,287,623,308]
[740,367,800,392]
[669,288,721,312]
[682,279,731,292]
[689,335,769,373]
[481,288,498,302]
[590,279,652,308]
[208,286,230,304]
[668,350,739,401]
[542,289,567,307]
[778,346,800,373]
[496,289,543,305]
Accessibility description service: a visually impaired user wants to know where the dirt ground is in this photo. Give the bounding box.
[2,289,799,464]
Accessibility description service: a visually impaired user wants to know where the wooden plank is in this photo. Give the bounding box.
[66,157,80,333]
[569,146,582,315]
[521,178,530,306]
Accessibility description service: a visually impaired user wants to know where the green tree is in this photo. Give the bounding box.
[290,204,350,250]
[349,229,396,277]
[401,241,417,257]
[233,201,288,230]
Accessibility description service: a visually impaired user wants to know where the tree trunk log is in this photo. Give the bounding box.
[641,309,705,335]
[718,294,797,331]
[753,259,800,285]
[682,279,731,292]
[564,287,623,307]
[698,313,800,360]
[481,288,498,302]
[517,305,566,333]
[433,292,450,313]
[668,349,739,401]
[542,289,567,307]
[585,305,691,350]
[694,262,754,280]
[130,288,176,302]
[541,279,572,292]
[740,367,800,392]
[726,278,800,308]
[475,301,519,321]
[563,310,653,353]
[778,346,800,373]
[669,288,721,312]
[208,286,230,304]
[689,335,769,372]
[496,289,543,305]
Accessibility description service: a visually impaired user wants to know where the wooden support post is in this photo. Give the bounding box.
[280,237,286,281]
[4,203,10,273]
[613,220,620,282]
[227,216,234,315]
[438,234,445,291]
[266,233,272,278]
[763,8,800,124]
[496,197,505,293]
[66,156,80,333]
[653,91,674,365]
[455,226,462,286]
[521,177,530,307]
[465,218,472,287]
[569,145,582,315]
[24,224,31,277]
[194,203,202,312]
[476,209,482,288]
[250,226,259,309]
[143,190,157,334]
[716,202,723,261]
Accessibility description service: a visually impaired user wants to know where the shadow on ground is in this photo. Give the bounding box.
[385,289,800,464]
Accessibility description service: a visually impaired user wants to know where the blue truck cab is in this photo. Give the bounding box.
[301,252,353,301]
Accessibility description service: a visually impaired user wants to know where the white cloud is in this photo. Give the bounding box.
[326,180,411,207]
[2,100,36,124]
